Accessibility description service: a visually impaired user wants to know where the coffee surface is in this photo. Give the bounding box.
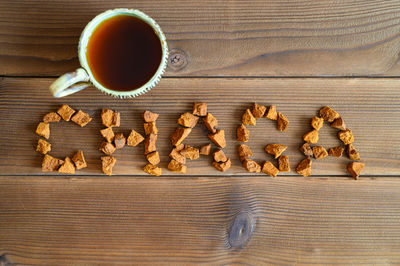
[86,15,162,91]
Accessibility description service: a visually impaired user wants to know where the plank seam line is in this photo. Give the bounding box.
[2,75,400,79]
[0,174,399,178]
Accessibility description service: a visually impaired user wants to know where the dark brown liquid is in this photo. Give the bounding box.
[86,15,162,91]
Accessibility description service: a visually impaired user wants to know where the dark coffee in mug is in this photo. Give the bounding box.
[86,15,163,92]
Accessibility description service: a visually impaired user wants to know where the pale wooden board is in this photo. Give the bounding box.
[0,77,399,176]
[2,0,400,76]
[0,176,399,265]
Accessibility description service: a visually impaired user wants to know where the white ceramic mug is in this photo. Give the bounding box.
[50,9,168,98]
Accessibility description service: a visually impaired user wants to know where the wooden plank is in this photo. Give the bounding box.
[0,175,399,264]
[0,77,399,176]
[2,0,400,76]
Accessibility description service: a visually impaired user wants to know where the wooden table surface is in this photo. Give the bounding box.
[1,0,400,264]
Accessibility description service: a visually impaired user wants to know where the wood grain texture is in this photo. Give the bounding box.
[1,77,399,176]
[2,0,400,76]
[0,175,400,264]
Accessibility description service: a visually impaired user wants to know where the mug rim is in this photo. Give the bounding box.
[78,8,168,98]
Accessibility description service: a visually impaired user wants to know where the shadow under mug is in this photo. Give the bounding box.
[49,9,168,98]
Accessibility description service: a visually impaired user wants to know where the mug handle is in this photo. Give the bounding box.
[49,68,91,98]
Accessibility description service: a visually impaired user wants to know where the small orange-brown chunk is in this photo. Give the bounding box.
[180,145,200,160]
[278,155,290,172]
[213,158,231,172]
[71,110,92,127]
[311,116,324,131]
[299,143,313,157]
[127,130,144,146]
[168,159,187,174]
[101,156,116,176]
[347,143,360,160]
[114,133,126,149]
[200,144,211,155]
[208,129,226,148]
[242,159,261,173]
[146,151,160,165]
[101,108,120,127]
[175,143,185,151]
[238,144,253,161]
[265,144,287,159]
[58,157,75,174]
[169,148,186,164]
[331,117,346,130]
[99,141,116,155]
[303,129,319,144]
[36,122,50,139]
[36,139,51,154]
[57,104,75,121]
[144,122,158,135]
[252,103,267,118]
[242,109,256,126]
[143,110,159,122]
[42,154,63,172]
[178,112,199,128]
[265,105,278,120]
[213,149,227,162]
[277,112,289,132]
[143,163,162,176]
[144,134,157,154]
[171,127,192,146]
[347,162,365,179]
[296,158,312,177]
[338,129,354,145]
[43,112,61,123]
[100,127,115,143]
[262,161,279,177]
[72,150,87,169]
[319,106,339,122]
[312,146,328,160]
[193,102,207,116]
[203,113,218,133]
[236,124,250,142]
[328,146,344,157]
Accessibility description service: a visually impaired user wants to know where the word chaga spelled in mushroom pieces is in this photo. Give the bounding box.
[33,104,364,179]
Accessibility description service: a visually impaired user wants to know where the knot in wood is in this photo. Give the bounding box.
[228,211,255,248]
[0,254,11,266]
[168,48,188,71]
